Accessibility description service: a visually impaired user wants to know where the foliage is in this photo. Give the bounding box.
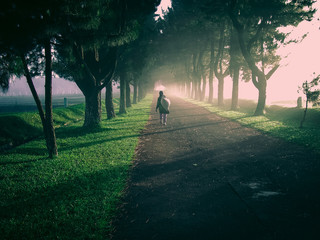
[298,74,320,103]
[0,95,153,239]
[298,73,320,128]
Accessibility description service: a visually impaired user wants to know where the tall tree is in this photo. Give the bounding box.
[208,37,215,103]
[0,0,62,157]
[228,0,315,115]
[213,21,230,106]
[105,79,116,119]
[55,0,160,126]
[119,72,127,114]
[126,76,132,108]
[229,26,243,110]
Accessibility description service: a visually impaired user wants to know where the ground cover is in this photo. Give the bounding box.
[0,104,85,147]
[185,98,320,153]
[0,95,152,239]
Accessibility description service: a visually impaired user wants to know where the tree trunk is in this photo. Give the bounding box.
[21,55,46,127]
[217,76,224,107]
[105,79,116,119]
[179,83,183,95]
[208,66,214,104]
[231,65,240,110]
[214,23,227,107]
[208,38,215,103]
[300,99,308,128]
[195,76,201,100]
[191,80,194,98]
[182,82,186,96]
[84,90,101,127]
[21,54,50,155]
[126,79,131,108]
[195,79,199,99]
[200,74,206,101]
[138,80,143,102]
[186,80,191,98]
[133,80,138,104]
[254,75,267,116]
[208,77,213,103]
[119,73,126,114]
[44,40,58,158]
[230,14,271,116]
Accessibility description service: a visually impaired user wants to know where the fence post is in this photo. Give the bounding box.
[297,97,302,108]
[64,97,68,108]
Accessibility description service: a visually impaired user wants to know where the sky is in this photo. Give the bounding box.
[155,0,172,17]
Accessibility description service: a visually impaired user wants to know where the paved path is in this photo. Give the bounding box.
[111,94,320,240]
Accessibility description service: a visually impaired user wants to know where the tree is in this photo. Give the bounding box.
[155,0,211,98]
[298,74,320,128]
[213,20,230,106]
[54,0,120,127]
[119,72,127,114]
[105,78,116,119]
[0,0,62,158]
[228,0,315,115]
[229,25,243,110]
[55,0,160,126]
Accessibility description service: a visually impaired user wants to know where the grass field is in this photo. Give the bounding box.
[0,104,85,148]
[0,95,152,240]
[185,98,320,153]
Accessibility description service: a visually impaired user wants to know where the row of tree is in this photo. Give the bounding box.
[153,0,315,114]
[0,0,161,158]
[0,0,316,158]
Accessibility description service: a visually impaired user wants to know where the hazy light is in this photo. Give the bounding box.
[155,0,171,19]
[154,82,166,91]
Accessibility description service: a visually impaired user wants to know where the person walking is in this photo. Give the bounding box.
[156,91,170,125]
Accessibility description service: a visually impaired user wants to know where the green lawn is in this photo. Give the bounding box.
[0,104,85,147]
[185,98,320,153]
[0,95,153,240]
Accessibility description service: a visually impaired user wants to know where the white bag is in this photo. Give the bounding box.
[161,97,171,112]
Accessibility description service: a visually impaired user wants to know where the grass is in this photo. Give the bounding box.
[0,95,153,240]
[0,104,85,147]
[185,98,320,153]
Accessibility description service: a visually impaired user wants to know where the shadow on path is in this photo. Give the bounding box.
[111,94,320,240]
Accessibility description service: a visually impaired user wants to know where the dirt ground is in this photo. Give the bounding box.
[111,94,320,240]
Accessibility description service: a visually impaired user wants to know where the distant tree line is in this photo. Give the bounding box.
[154,0,315,114]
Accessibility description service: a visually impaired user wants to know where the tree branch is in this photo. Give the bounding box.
[97,59,117,91]
[252,72,260,89]
[266,64,280,80]
[229,10,264,79]
[96,47,118,91]
[247,19,265,52]
[73,42,97,86]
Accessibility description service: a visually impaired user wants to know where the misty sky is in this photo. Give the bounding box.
[1,77,82,96]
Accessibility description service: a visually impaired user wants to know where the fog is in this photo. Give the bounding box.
[0,77,81,96]
[0,77,120,96]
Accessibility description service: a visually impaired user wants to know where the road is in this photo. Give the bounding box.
[111,94,320,240]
